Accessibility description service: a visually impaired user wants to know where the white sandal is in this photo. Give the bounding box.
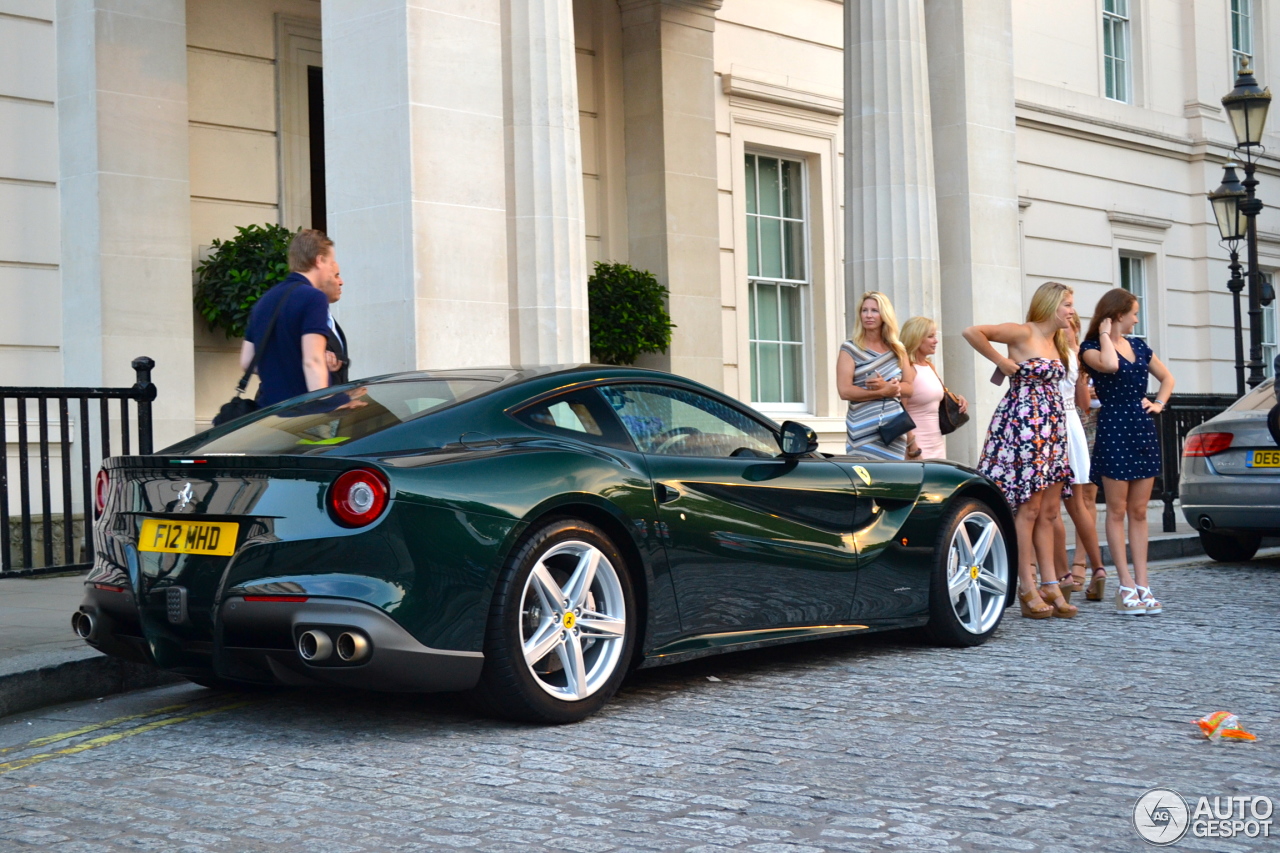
[1136,585,1162,615]
[1115,585,1146,616]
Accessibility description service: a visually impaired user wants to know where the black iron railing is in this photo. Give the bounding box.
[1154,393,1237,533]
[1,357,156,576]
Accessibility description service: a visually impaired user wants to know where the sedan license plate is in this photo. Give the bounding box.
[138,519,238,556]
[1246,449,1280,468]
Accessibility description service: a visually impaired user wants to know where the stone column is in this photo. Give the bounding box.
[619,0,723,388]
[844,0,942,323]
[56,0,196,447]
[924,0,1021,466]
[502,0,590,365]
[322,1,510,375]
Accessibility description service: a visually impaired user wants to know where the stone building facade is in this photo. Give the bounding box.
[1,0,1277,467]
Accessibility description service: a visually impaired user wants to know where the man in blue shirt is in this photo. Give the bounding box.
[240,230,340,407]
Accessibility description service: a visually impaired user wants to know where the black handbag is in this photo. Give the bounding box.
[212,281,302,427]
[877,398,916,446]
[938,385,969,436]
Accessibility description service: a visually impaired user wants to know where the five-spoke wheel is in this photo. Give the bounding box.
[519,539,628,702]
[926,499,1011,646]
[473,519,635,723]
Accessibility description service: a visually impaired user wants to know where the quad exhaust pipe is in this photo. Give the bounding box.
[297,630,333,662]
[296,629,371,664]
[336,631,370,663]
[71,611,96,640]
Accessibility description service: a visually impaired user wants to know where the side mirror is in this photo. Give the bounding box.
[778,421,819,457]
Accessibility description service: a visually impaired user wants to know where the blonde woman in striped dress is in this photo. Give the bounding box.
[837,292,916,459]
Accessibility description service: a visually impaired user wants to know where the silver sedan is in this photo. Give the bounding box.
[1180,377,1280,561]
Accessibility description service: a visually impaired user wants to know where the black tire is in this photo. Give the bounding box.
[1199,529,1262,562]
[924,498,1012,648]
[471,518,636,724]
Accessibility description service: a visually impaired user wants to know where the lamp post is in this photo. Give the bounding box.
[1209,163,1248,396]
[1220,58,1276,390]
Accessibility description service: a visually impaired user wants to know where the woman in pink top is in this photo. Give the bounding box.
[901,317,967,459]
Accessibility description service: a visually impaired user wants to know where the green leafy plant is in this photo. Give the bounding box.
[194,223,295,339]
[588,262,675,365]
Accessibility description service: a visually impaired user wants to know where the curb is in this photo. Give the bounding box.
[1068,531,1205,566]
[0,648,181,720]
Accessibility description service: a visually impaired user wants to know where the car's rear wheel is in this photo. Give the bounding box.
[472,518,635,724]
[1199,529,1262,562]
[925,498,1011,647]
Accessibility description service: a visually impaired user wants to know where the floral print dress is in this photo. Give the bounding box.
[977,358,1073,508]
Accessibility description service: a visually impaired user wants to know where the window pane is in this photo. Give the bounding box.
[600,384,777,457]
[747,216,759,277]
[758,343,782,403]
[781,345,803,403]
[193,378,498,455]
[745,154,757,215]
[750,343,760,400]
[781,160,801,219]
[756,282,780,340]
[784,220,806,280]
[758,157,781,217]
[779,284,802,343]
[760,218,783,278]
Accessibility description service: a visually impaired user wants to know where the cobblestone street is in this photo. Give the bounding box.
[1,556,1277,852]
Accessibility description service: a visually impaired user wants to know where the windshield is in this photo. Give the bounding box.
[1230,378,1278,413]
[194,379,497,455]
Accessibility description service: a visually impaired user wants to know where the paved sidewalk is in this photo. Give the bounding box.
[1063,498,1202,565]
[0,573,176,718]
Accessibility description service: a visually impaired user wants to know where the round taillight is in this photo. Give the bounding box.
[329,468,390,527]
[94,469,110,516]
[1183,432,1234,457]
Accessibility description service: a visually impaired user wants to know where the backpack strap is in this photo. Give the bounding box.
[236,280,304,396]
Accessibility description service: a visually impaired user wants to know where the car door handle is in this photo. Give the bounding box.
[655,483,681,504]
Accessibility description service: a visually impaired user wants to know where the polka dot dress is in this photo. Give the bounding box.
[1079,336,1161,484]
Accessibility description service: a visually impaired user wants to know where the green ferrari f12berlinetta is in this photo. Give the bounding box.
[75,365,1015,723]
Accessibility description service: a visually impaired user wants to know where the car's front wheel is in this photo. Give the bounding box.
[472,518,635,724]
[1199,529,1261,562]
[925,498,1011,647]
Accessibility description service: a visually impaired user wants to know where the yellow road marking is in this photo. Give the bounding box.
[0,703,194,756]
[0,700,253,776]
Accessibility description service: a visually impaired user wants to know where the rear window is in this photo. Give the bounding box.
[194,379,496,455]
[1230,379,1278,413]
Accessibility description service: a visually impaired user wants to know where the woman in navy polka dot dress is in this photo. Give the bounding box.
[1079,289,1175,617]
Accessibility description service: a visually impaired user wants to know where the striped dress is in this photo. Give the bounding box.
[841,340,909,459]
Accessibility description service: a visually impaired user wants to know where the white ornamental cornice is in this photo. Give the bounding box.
[618,0,724,19]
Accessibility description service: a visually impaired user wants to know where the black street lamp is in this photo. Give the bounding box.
[1209,163,1248,395]
[1220,58,1276,390]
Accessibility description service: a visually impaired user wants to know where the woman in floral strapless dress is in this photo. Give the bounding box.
[979,359,1074,507]
[963,282,1078,620]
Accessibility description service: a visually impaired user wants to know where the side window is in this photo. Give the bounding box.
[514,389,632,449]
[600,384,778,458]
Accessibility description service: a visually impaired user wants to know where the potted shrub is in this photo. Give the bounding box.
[194,223,294,339]
[588,262,675,365]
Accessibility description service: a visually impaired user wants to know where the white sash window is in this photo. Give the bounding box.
[745,153,809,408]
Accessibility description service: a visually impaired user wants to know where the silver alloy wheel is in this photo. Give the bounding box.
[519,539,627,702]
[945,511,1009,635]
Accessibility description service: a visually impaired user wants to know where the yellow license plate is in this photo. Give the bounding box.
[1247,450,1280,468]
[138,519,238,556]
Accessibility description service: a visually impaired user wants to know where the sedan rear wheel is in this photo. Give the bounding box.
[925,498,1010,647]
[1199,529,1261,563]
[473,519,635,724]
